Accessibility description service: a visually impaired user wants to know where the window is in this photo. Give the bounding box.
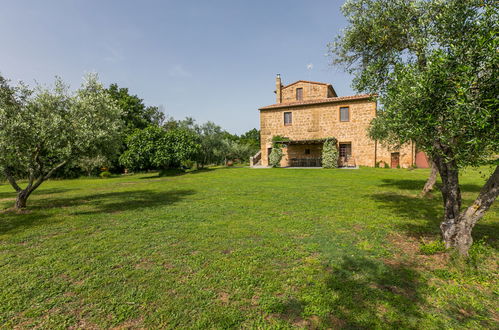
[339,143,352,158]
[296,88,303,101]
[284,112,292,125]
[340,107,350,122]
[304,148,311,155]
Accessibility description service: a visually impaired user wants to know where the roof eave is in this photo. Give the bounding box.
[258,95,376,111]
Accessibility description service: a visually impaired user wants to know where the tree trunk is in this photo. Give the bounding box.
[421,160,438,196]
[440,165,499,255]
[15,189,31,209]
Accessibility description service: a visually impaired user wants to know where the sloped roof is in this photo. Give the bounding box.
[281,80,330,88]
[259,94,375,110]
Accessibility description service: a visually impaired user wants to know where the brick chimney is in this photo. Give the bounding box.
[275,74,282,103]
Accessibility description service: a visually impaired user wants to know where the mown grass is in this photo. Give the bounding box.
[0,167,497,329]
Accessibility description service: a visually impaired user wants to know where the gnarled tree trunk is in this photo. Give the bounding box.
[421,159,438,196]
[15,189,31,209]
[440,165,499,255]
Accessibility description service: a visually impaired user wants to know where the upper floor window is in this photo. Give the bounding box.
[284,112,292,125]
[340,107,350,122]
[296,88,303,101]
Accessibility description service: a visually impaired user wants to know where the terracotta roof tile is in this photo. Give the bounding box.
[259,94,375,110]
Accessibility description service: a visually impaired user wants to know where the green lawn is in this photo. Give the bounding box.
[0,167,497,329]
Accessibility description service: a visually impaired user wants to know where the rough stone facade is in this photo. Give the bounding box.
[259,76,417,168]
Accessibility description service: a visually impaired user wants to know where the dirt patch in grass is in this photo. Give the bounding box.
[386,232,450,271]
[218,292,230,304]
[135,258,154,270]
[111,316,145,329]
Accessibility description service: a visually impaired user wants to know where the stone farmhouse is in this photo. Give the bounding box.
[253,74,429,168]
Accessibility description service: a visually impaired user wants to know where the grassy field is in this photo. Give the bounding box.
[0,167,497,329]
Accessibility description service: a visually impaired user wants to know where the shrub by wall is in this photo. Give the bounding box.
[269,147,283,167]
[322,137,338,168]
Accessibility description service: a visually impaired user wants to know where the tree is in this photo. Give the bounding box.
[107,83,164,132]
[106,84,165,172]
[331,0,498,255]
[0,73,123,209]
[119,126,200,171]
[240,128,260,150]
[79,155,110,177]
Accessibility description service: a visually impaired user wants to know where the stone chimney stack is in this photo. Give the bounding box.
[275,74,282,103]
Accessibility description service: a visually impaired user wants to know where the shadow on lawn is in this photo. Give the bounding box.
[0,187,75,200]
[0,189,195,235]
[370,192,499,247]
[41,189,196,215]
[276,256,426,328]
[379,178,482,193]
[140,168,216,179]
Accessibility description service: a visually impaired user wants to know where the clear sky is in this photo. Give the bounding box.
[0,0,355,134]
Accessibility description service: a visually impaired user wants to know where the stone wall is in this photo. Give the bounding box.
[281,82,328,103]
[260,99,414,168]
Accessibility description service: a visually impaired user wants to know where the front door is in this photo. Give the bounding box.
[339,143,352,167]
[391,152,400,168]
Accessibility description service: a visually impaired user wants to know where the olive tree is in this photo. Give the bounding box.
[0,74,123,209]
[331,0,498,255]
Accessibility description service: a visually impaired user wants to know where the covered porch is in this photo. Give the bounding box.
[274,139,356,168]
[284,139,323,167]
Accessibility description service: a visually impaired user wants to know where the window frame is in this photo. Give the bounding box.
[296,88,303,101]
[339,106,350,122]
[283,111,292,126]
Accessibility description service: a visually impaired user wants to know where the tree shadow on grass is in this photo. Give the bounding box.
[325,256,426,329]
[274,256,427,329]
[139,168,216,179]
[0,187,75,200]
[0,189,195,235]
[39,189,196,215]
[369,192,499,248]
[379,178,482,193]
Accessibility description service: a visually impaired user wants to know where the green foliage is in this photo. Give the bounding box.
[271,135,290,147]
[99,171,112,178]
[79,155,109,176]
[420,239,446,255]
[332,0,498,167]
[239,128,260,150]
[120,126,200,171]
[164,118,259,167]
[268,147,283,168]
[106,83,164,132]
[322,137,338,168]
[0,73,123,206]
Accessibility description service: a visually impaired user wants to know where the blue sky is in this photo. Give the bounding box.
[0,0,355,134]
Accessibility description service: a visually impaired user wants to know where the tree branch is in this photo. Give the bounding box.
[3,169,22,192]
[29,161,68,193]
[460,165,499,226]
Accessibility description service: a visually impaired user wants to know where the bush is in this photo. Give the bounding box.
[269,147,283,167]
[384,162,390,169]
[322,137,338,168]
[420,239,446,255]
[99,171,112,178]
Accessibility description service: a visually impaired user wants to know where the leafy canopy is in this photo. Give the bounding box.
[119,126,200,171]
[331,0,498,167]
[0,73,123,182]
